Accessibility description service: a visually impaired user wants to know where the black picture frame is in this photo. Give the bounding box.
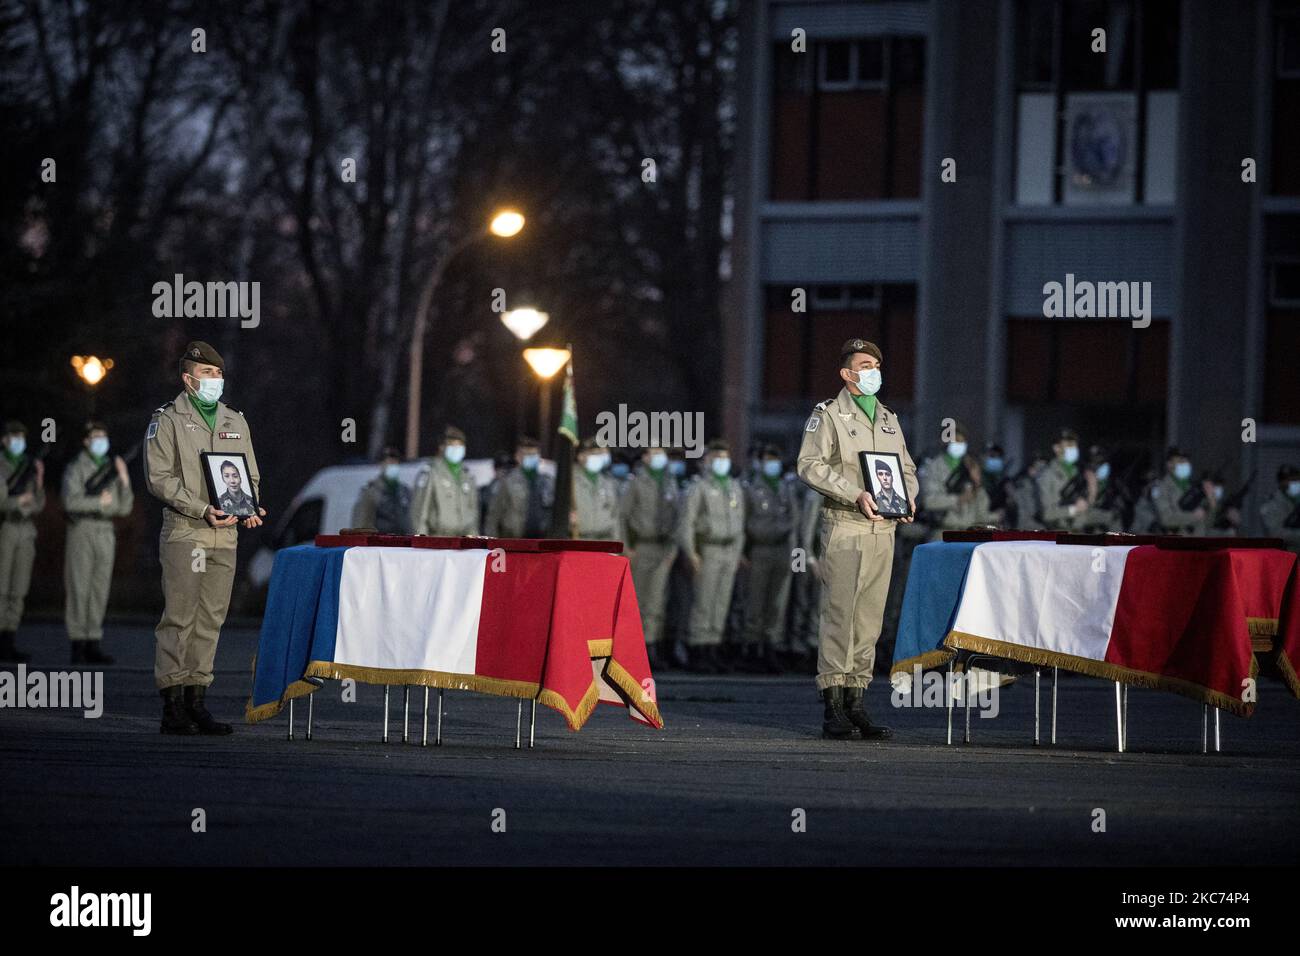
[200,452,259,518]
[858,450,912,519]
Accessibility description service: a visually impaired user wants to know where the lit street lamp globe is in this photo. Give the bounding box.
[501,308,549,341]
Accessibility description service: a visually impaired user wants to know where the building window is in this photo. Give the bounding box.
[763,285,915,403]
[1273,7,1300,195]
[1013,0,1180,206]
[1005,317,1168,405]
[770,36,926,201]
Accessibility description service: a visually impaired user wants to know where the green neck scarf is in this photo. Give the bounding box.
[713,474,731,491]
[585,468,600,485]
[445,459,462,479]
[88,450,107,468]
[1059,459,1077,478]
[763,474,780,492]
[852,393,877,423]
[187,393,217,432]
[3,448,23,468]
[649,466,665,484]
[943,452,960,470]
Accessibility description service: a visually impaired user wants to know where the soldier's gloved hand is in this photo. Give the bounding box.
[856,491,883,521]
[241,506,268,529]
[99,490,114,507]
[205,506,238,528]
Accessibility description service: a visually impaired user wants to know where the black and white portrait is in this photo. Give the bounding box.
[859,451,910,518]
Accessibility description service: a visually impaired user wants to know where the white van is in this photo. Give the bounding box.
[246,457,556,587]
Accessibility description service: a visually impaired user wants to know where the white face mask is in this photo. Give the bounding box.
[1096,462,1111,481]
[189,375,224,403]
[711,457,731,477]
[89,437,110,458]
[1062,445,1080,465]
[1288,481,1300,499]
[583,454,605,474]
[762,459,782,478]
[648,452,668,471]
[1173,461,1192,481]
[947,442,967,460]
[856,368,882,396]
[521,454,539,471]
[7,437,27,456]
[383,463,400,481]
[444,444,466,464]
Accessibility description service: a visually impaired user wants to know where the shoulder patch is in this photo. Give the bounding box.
[805,415,820,433]
[416,468,430,488]
[146,421,159,441]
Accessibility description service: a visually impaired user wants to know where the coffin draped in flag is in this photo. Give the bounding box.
[892,540,1300,716]
[247,544,663,730]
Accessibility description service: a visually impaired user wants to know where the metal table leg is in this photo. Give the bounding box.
[964,669,972,745]
[306,690,314,741]
[422,687,429,747]
[383,685,390,743]
[515,700,522,750]
[1201,703,1208,754]
[1113,682,1124,753]
[1122,684,1128,751]
[288,698,295,741]
[1214,707,1221,753]
[1033,669,1040,746]
[946,660,954,746]
[436,689,444,746]
[402,687,410,744]
[529,699,537,749]
[1051,667,1058,745]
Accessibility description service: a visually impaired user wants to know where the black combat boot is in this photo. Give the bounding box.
[821,687,858,740]
[0,630,30,664]
[70,640,86,664]
[160,687,199,735]
[842,686,892,740]
[82,641,115,665]
[184,685,233,735]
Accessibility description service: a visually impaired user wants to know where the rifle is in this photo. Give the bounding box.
[84,442,141,495]
[1058,470,1087,507]
[5,444,50,496]
[1213,470,1254,530]
[1178,483,1207,512]
[987,457,1016,514]
[944,459,974,495]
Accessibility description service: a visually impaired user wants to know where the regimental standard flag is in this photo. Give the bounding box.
[550,353,577,538]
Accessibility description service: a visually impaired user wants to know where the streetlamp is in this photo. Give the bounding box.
[522,347,570,451]
[500,307,549,342]
[71,355,114,414]
[405,208,526,458]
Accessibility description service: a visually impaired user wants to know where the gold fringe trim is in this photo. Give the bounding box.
[601,657,665,728]
[538,683,599,731]
[1277,650,1300,700]
[244,678,320,724]
[304,661,540,699]
[587,639,614,657]
[890,649,958,678]
[945,631,1256,717]
[1246,617,1278,637]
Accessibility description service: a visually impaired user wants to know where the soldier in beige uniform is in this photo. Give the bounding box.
[741,444,797,673]
[573,438,625,542]
[410,427,478,535]
[1260,465,1300,554]
[677,438,745,673]
[622,446,681,665]
[1077,447,1125,533]
[797,338,917,740]
[63,422,134,664]
[145,342,264,736]
[353,446,414,533]
[919,425,998,540]
[1152,446,1208,535]
[0,421,43,663]
[1036,429,1094,531]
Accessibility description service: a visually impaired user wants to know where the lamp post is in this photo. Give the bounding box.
[71,355,114,415]
[501,309,549,440]
[522,347,570,456]
[405,208,525,459]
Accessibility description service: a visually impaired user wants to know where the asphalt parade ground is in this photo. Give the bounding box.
[2,621,1298,867]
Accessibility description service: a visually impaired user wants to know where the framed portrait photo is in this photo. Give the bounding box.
[200,452,259,518]
[858,451,912,519]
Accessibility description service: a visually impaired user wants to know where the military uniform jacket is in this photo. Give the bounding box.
[796,388,918,533]
[411,458,477,535]
[677,475,745,558]
[574,472,624,540]
[144,391,260,549]
[1260,490,1300,549]
[485,467,554,538]
[1036,460,1088,529]
[622,466,681,546]
[62,451,134,523]
[0,455,44,521]
[353,476,414,534]
[920,453,994,529]
[743,475,798,549]
[1152,474,1206,534]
